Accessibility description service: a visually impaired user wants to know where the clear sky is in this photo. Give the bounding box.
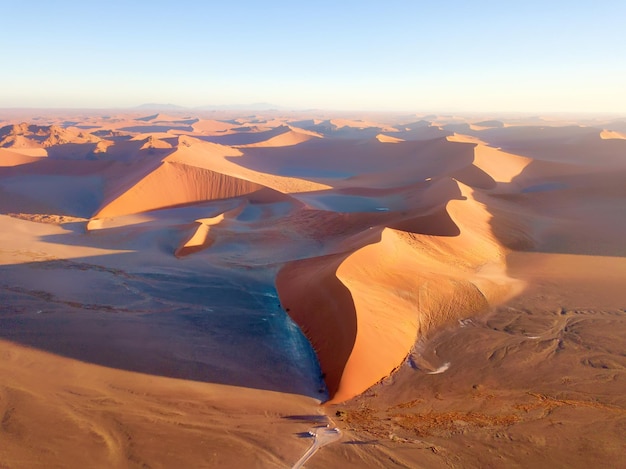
[1,0,625,113]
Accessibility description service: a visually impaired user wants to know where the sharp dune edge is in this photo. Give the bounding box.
[277,181,522,403]
[1,111,625,467]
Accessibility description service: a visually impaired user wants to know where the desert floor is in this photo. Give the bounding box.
[1,109,625,468]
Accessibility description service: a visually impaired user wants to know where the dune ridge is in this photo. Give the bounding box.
[277,179,524,402]
[175,204,247,257]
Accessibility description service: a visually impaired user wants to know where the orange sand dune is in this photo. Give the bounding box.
[470,144,532,183]
[175,204,247,257]
[0,148,43,167]
[236,127,322,148]
[277,180,523,402]
[0,123,101,159]
[130,132,175,144]
[600,129,626,139]
[375,133,404,143]
[277,118,625,402]
[0,123,99,147]
[165,136,330,193]
[91,134,327,225]
[446,132,487,145]
[0,146,48,157]
[93,161,265,219]
[191,118,237,134]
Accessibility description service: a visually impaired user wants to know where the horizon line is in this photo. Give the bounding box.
[1,105,625,118]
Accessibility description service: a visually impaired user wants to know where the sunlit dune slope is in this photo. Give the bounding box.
[277,176,525,402]
[93,161,265,219]
[600,129,626,139]
[0,148,42,167]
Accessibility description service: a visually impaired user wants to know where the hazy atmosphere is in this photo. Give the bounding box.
[2,0,625,112]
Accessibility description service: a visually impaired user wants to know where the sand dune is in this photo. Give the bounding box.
[0,123,102,159]
[165,136,330,193]
[375,133,404,143]
[199,125,294,146]
[233,136,476,190]
[446,132,486,145]
[90,135,326,221]
[175,204,246,257]
[0,148,43,166]
[1,111,625,468]
[236,127,322,148]
[600,129,626,139]
[190,118,237,134]
[93,161,265,219]
[277,179,523,402]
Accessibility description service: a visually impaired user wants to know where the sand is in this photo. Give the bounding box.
[0,110,625,468]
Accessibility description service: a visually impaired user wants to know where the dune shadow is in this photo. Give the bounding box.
[0,249,324,398]
[283,414,330,423]
[0,169,104,218]
[450,163,497,190]
[389,207,461,237]
[0,143,179,220]
[480,158,626,257]
[276,252,361,400]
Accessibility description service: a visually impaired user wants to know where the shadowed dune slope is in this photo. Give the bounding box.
[276,252,360,399]
[234,136,475,189]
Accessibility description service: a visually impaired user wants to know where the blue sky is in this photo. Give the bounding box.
[1,0,625,113]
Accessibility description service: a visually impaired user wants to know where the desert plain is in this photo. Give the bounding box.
[0,109,625,468]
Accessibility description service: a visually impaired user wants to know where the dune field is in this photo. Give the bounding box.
[0,109,625,468]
